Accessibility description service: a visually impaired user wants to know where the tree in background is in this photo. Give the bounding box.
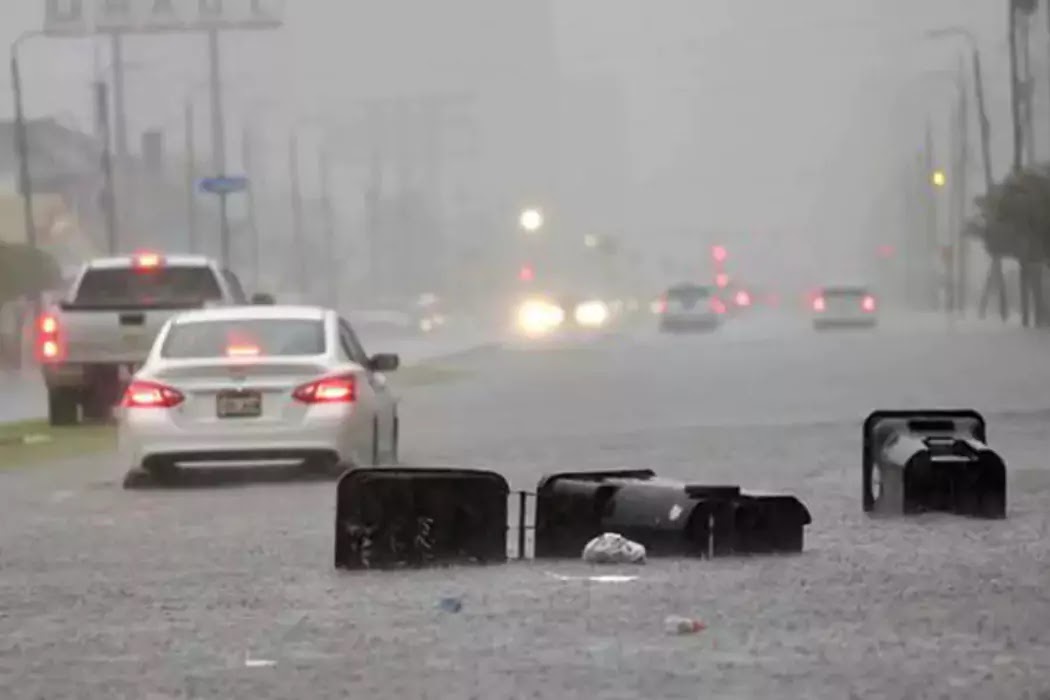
[0,243,62,306]
[968,165,1050,324]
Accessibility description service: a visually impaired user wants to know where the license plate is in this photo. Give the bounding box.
[217,390,262,419]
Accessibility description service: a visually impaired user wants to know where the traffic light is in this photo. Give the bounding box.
[711,245,728,263]
[518,264,535,282]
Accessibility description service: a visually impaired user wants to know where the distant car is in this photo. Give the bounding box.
[811,285,878,329]
[657,284,723,333]
[413,294,449,333]
[118,305,401,487]
[346,309,419,341]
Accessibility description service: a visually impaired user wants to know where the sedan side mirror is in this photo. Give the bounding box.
[369,353,400,372]
[251,293,275,305]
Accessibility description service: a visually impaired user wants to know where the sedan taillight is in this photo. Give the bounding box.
[812,297,826,312]
[862,295,876,313]
[121,380,185,409]
[293,374,357,404]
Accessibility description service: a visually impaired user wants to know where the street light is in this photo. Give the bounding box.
[924,26,993,191]
[519,208,543,233]
[931,169,947,187]
[584,234,599,249]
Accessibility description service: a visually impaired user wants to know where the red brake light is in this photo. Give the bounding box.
[293,374,357,404]
[133,252,163,270]
[813,297,826,312]
[35,313,64,362]
[121,380,184,409]
[735,290,751,307]
[226,344,261,357]
[862,295,876,312]
[715,273,729,289]
[655,296,668,314]
[711,298,727,314]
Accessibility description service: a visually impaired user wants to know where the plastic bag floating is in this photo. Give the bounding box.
[533,469,811,559]
[335,468,509,570]
[863,410,1006,519]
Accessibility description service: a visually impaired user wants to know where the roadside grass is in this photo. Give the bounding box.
[0,420,116,469]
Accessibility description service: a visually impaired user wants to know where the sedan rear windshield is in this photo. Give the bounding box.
[667,286,711,303]
[161,319,326,358]
[74,267,223,306]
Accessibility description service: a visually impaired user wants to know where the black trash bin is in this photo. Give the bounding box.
[335,467,509,569]
[534,469,812,559]
[863,410,1006,519]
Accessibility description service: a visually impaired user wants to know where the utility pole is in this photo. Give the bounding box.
[1046,0,1050,151]
[289,132,306,294]
[929,27,1000,320]
[1009,1,1032,327]
[109,33,131,240]
[10,32,39,264]
[954,60,970,315]
[94,81,118,255]
[1019,11,1036,165]
[110,34,129,162]
[319,147,338,308]
[185,100,198,254]
[923,121,939,311]
[1009,1,1025,174]
[242,125,260,291]
[208,29,231,268]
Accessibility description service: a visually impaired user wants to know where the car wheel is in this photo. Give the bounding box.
[371,417,380,466]
[390,413,400,465]
[304,455,344,479]
[82,368,119,423]
[47,388,79,426]
[82,388,114,423]
[122,467,154,490]
[143,457,179,483]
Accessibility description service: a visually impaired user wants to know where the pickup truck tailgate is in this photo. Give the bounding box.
[60,308,184,363]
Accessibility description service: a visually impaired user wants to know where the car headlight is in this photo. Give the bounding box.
[574,300,610,328]
[516,299,565,336]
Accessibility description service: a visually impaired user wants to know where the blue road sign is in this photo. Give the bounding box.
[199,175,249,195]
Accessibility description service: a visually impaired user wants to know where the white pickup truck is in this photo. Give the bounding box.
[37,253,252,425]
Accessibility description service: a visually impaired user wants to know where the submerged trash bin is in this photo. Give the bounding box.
[533,469,812,559]
[863,410,1006,519]
[335,468,509,569]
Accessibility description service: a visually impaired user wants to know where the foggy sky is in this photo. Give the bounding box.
[0,1,1029,282]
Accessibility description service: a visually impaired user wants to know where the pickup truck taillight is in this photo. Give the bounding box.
[35,314,64,362]
[121,380,185,409]
[292,374,357,404]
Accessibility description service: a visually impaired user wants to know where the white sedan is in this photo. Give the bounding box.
[117,305,400,486]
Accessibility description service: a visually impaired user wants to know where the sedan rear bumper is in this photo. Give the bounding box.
[813,317,877,329]
[660,316,720,333]
[119,408,361,469]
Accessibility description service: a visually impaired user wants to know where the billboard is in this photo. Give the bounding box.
[44,0,283,35]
